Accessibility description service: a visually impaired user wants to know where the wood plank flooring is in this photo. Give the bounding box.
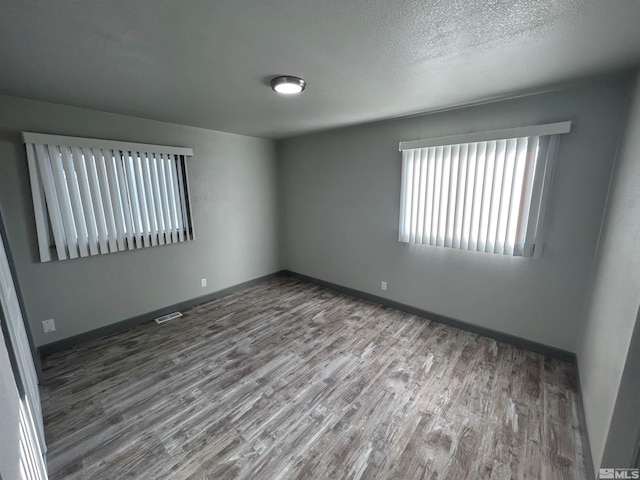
[40,276,587,479]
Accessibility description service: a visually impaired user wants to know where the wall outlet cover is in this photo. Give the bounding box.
[381,281,387,291]
[42,319,56,333]
[201,278,207,288]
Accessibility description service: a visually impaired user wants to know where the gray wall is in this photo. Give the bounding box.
[578,72,640,471]
[278,74,633,352]
[0,95,280,347]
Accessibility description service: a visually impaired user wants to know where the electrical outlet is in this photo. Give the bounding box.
[381,281,387,291]
[42,319,56,333]
[201,278,207,288]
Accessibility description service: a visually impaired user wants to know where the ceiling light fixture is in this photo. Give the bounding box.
[271,76,306,95]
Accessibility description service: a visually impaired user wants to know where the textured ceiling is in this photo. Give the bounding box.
[1,0,640,138]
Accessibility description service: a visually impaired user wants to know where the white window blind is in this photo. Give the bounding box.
[0,227,48,479]
[398,122,571,257]
[23,132,195,262]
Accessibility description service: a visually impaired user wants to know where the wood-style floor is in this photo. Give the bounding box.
[40,276,587,479]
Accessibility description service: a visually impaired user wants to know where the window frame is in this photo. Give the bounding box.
[397,122,571,258]
[23,132,195,262]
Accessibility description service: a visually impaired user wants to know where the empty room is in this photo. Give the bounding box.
[1,1,640,479]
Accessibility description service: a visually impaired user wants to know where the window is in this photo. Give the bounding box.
[23,132,195,262]
[398,122,571,257]
[0,228,48,479]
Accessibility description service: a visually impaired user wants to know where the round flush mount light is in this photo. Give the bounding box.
[271,76,306,95]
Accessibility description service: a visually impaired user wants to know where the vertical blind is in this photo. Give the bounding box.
[18,397,48,479]
[0,227,48,479]
[23,133,194,262]
[398,122,571,257]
